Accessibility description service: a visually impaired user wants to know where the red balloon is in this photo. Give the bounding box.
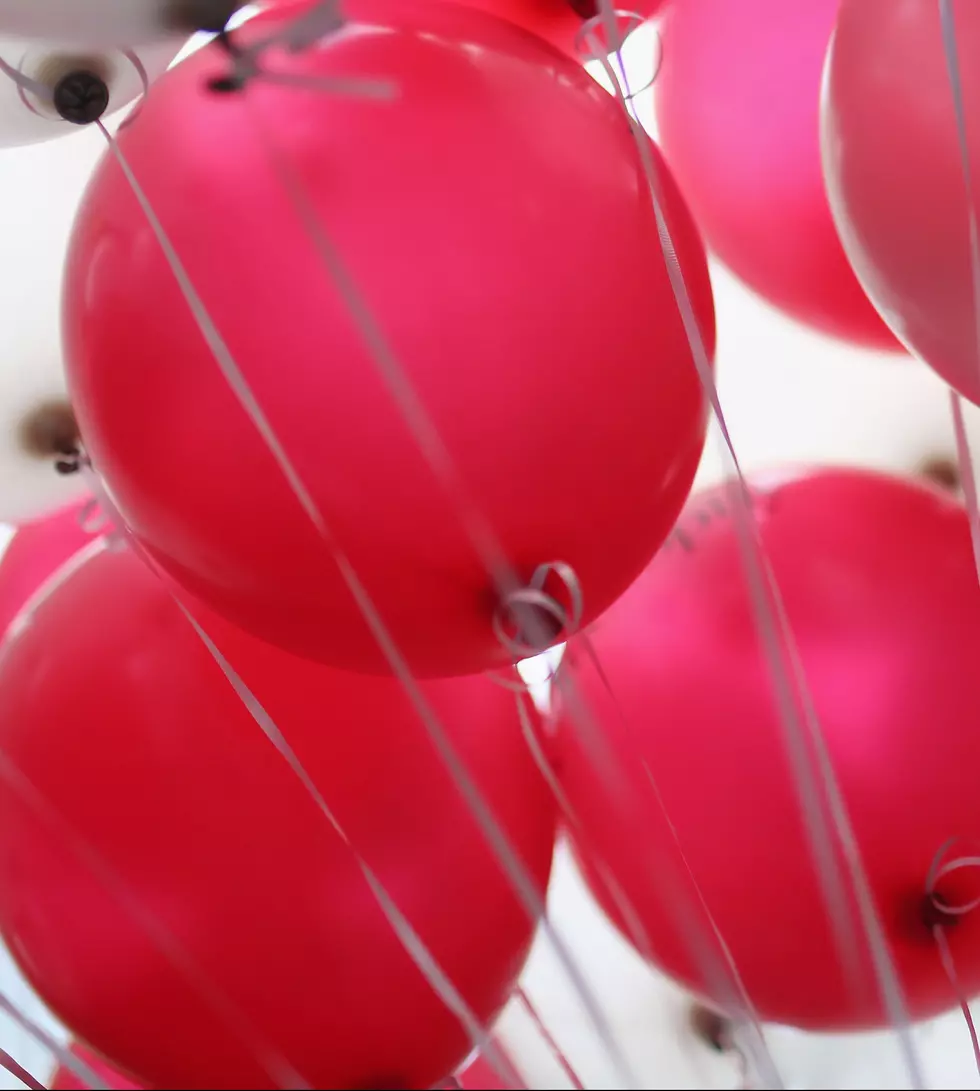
[0,499,100,637]
[457,1053,507,1089]
[557,467,980,1029]
[821,0,980,402]
[0,545,557,1089]
[449,1,666,58]
[653,0,897,350]
[50,1043,140,1091]
[63,0,714,678]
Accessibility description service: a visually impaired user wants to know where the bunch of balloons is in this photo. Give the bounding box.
[0,0,706,1087]
[0,0,979,1087]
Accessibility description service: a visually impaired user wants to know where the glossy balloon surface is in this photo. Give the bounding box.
[559,468,980,1029]
[655,0,897,350]
[822,0,980,401]
[63,0,714,676]
[0,546,556,1088]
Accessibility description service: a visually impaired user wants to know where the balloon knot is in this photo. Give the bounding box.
[922,892,962,931]
[53,69,110,124]
[492,561,583,659]
[923,838,980,931]
[18,400,84,474]
[207,1,350,95]
[688,1002,735,1052]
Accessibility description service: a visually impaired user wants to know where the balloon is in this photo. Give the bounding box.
[63,0,714,677]
[50,1043,141,1091]
[449,1,666,58]
[653,0,897,351]
[821,1,980,404]
[49,1032,501,1090]
[0,496,102,636]
[558,467,980,1030]
[457,1053,507,1089]
[49,1041,503,1091]
[0,1,244,47]
[0,543,557,1090]
[0,37,183,147]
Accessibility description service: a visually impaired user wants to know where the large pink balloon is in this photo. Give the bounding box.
[558,467,980,1030]
[822,0,980,402]
[654,0,898,350]
[63,0,714,678]
[0,545,557,1090]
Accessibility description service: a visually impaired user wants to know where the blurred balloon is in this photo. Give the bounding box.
[450,1,665,58]
[64,0,714,677]
[0,544,557,1089]
[457,1052,507,1089]
[0,36,182,147]
[0,0,243,47]
[822,0,980,403]
[559,467,980,1029]
[0,496,102,636]
[654,0,897,351]
[50,1043,140,1090]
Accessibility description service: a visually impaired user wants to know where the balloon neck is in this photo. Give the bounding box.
[687,1002,735,1053]
[501,598,566,654]
[52,69,111,125]
[922,892,962,932]
[493,564,581,658]
[17,401,83,476]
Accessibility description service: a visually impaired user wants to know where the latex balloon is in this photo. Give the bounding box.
[822,0,980,404]
[653,0,897,351]
[0,496,101,636]
[0,36,183,147]
[558,467,980,1029]
[49,1038,499,1090]
[450,1,665,58]
[457,1053,506,1089]
[50,1043,140,1091]
[0,544,557,1089]
[0,1,245,47]
[63,0,714,677]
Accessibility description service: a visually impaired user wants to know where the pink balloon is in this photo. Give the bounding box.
[558,467,980,1030]
[50,1043,140,1090]
[0,545,557,1090]
[63,0,715,678]
[451,0,666,58]
[822,0,980,402]
[0,499,100,637]
[654,0,898,350]
[457,1053,507,1089]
